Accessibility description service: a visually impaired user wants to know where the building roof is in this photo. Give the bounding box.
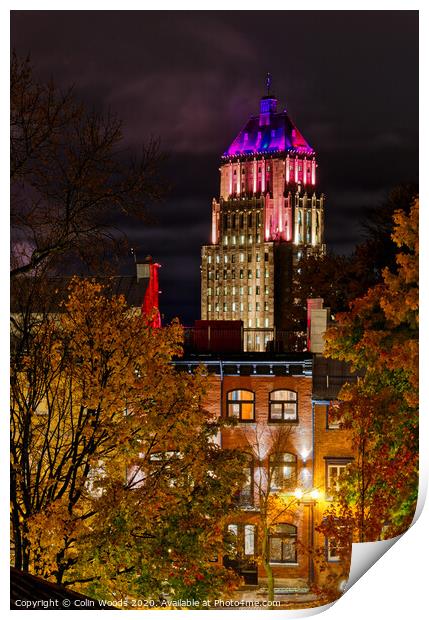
[223,95,314,159]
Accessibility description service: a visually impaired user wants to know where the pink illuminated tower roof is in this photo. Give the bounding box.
[223,76,313,158]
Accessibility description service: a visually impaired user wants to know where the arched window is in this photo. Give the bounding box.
[269,523,297,564]
[269,452,297,491]
[227,390,255,422]
[269,389,298,422]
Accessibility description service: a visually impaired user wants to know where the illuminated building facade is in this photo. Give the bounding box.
[201,78,325,351]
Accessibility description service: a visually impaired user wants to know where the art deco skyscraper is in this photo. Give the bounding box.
[201,78,325,351]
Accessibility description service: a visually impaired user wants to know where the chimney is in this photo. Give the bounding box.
[307,298,329,353]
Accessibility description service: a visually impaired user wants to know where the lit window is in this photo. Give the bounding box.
[223,302,228,312]
[208,303,212,312]
[248,319,252,327]
[269,524,297,564]
[232,286,236,295]
[264,285,269,295]
[248,235,253,244]
[256,317,260,327]
[239,287,244,296]
[231,235,236,245]
[248,286,253,295]
[232,302,237,311]
[227,524,256,556]
[239,252,245,262]
[256,234,261,243]
[240,234,245,244]
[326,460,351,497]
[269,390,298,422]
[264,318,269,327]
[256,302,260,311]
[240,269,244,279]
[326,537,341,562]
[256,269,260,279]
[327,403,342,429]
[240,302,244,311]
[269,453,297,490]
[216,254,220,263]
[224,255,228,263]
[256,286,260,295]
[207,288,212,296]
[256,253,260,262]
[227,390,255,422]
[248,303,253,312]
[248,269,252,279]
[207,255,212,264]
[265,270,269,278]
[223,235,228,245]
[264,302,269,311]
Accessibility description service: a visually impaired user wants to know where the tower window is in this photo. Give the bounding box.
[248,214,252,227]
[239,252,245,263]
[256,286,260,295]
[248,270,252,279]
[256,269,260,279]
[239,270,244,280]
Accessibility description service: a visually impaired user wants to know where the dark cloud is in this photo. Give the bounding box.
[11,10,418,323]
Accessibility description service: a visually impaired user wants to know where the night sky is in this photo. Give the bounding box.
[11,11,419,324]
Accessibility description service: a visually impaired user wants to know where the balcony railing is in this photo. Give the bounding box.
[183,326,307,353]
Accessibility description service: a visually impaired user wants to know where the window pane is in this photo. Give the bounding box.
[270,537,282,561]
[241,403,254,420]
[244,525,255,555]
[283,403,297,419]
[228,403,240,417]
[282,540,296,562]
[270,405,283,419]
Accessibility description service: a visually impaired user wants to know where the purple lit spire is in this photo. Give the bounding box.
[223,79,313,158]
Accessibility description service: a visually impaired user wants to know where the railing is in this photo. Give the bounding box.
[183,327,307,353]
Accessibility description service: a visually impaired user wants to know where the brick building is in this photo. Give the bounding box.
[201,76,325,351]
[175,346,357,593]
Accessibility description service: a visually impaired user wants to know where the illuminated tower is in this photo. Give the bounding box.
[201,76,325,351]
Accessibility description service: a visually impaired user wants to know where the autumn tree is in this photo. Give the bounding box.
[11,53,165,278]
[319,199,418,544]
[10,279,244,600]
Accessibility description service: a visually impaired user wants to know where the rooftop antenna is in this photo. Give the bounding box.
[266,72,272,96]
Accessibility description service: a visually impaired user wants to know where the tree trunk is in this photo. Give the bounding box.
[261,528,275,604]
